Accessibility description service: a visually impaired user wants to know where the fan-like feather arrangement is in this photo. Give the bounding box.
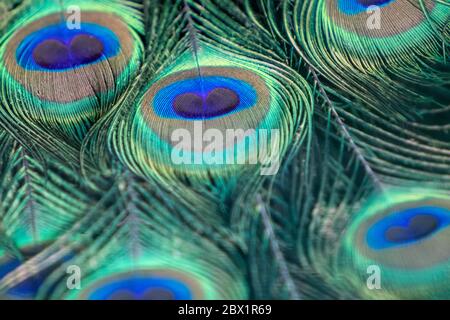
[0,0,449,300]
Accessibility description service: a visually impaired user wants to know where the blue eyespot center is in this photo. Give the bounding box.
[32,35,104,69]
[153,76,257,120]
[384,214,439,243]
[16,23,120,71]
[108,287,175,300]
[337,0,394,15]
[357,0,392,6]
[366,206,450,250]
[173,87,240,119]
[87,275,193,300]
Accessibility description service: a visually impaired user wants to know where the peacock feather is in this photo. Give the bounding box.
[0,0,143,158]
[340,188,450,299]
[0,0,449,300]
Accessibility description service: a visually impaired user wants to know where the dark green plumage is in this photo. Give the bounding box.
[0,0,449,300]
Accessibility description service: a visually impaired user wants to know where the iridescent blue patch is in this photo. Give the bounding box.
[0,249,75,299]
[0,257,42,298]
[16,22,120,71]
[337,0,394,15]
[87,276,193,300]
[366,206,450,250]
[152,76,257,120]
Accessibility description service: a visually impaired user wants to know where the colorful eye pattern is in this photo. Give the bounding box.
[366,206,450,251]
[341,190,450,298]
[141,66,269,147]
[0,8,142,142]
[328,0,437,38]
[152,74,258,120]
[337,0,395,15]
[133,61,288,176]
[80,270,201,300]
[3,11,137,103]
[20,25,117,71]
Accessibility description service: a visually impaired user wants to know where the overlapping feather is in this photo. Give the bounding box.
[0,0,449,300]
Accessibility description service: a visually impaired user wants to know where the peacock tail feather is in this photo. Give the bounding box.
[0,0,143,159]
[0,0,449,300]
[83,0,313,185]
[340,188,450,299]
[259,0,449,117]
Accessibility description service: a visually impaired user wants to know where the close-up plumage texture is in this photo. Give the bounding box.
[0,0,448,300]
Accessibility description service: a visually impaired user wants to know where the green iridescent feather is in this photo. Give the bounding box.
[0,0,449,300]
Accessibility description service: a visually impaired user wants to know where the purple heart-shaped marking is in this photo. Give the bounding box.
[70,34,104,64]
[357,0,391,6]
[108,290,135,300]
[384,214,439,243]
[141,288,175,300]
[173,87,240,118]
[32,34,104,69]
[32,39,71,69]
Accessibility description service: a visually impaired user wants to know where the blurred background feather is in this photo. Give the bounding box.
[0,0,449,299]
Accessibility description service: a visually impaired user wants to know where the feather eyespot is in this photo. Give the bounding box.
[172,87,241,119]
[108,287,176,300]
[357,0,393,5]
[341,190,450,298]
[77,270,202,300]
[132,65,289,176]
[4,12,138,103]
[105,42,312,179]
[31,34,105,70]
[329,0,438,37]
[366,207,449,250]
[351,201,450,269]
[63,246,248,300]
[143,67,268,123]
[337,0,395,15]
[141,67,269,154]
[0,9,143,142]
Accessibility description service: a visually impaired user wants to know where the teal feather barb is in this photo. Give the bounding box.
[0,0,449,300]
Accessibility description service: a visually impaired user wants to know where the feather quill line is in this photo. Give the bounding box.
[119,169,142,259]
[183,0,206,96]
[275,0,386,190]
[256,194,301,300]
[309,70,384,191]
[20,148,38,241]
[0,179,122,292]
